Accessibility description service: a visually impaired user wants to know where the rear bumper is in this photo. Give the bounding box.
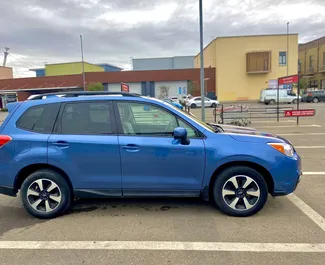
[0,185,16,197]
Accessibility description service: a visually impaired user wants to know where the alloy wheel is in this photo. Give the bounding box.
[222,175,260,211]
[26,179,62,213]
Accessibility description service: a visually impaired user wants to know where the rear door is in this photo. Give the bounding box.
[48,100,122,196]
[319,91,325,101]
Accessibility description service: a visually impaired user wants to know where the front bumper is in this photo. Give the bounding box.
[270,153,302,196]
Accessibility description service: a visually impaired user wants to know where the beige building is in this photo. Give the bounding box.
[298,36,325,89]
[194,34,299,101]
[0,66,13,80]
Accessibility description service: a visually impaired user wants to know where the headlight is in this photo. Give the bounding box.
[268,143,294,157]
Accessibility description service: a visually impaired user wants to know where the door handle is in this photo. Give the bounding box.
[122,144,140,152]
[52,141,69,147]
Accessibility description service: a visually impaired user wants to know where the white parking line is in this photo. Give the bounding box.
[253,120,296,123]
[254,125,321,128]
[295,146,325,149]
[278,133,325,136]
[0,241,324,252]
[303,172,325,175]
[287,194,325,232]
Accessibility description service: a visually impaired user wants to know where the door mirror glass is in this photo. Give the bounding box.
[173,127,190,145]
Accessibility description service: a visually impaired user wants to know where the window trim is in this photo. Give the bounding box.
[53,100,117,136]
[113,100,203,139]
[16,103,61,134]
[279,51,287,66]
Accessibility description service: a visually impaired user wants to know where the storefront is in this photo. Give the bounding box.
[0,93,17,109]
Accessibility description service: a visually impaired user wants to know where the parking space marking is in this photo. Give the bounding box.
[303,172,325,175]
[278,133,325,136]
[254,125,321,128]
[287,194,325,232]
[0,241,324,252]
[253,120,296,123]
[295,146,325,149]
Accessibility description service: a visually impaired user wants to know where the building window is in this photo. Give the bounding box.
[321,80,325,89]
[279,52,287,66]
[309,55,314,70]
[246,51,271,73]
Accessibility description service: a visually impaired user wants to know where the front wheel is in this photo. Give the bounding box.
[313,97,319,103]
[212,166,268,217]
[211,103,217,108]
[191,103,197,108]
[292,99,298,104]
[20,169,72,219]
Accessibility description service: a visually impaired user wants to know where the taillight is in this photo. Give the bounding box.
[0,135,12,147]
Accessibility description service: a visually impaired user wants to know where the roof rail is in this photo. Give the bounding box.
[28,91,141,100]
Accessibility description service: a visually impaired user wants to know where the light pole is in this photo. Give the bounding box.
[199,0,205,121]
[80,35,86,91]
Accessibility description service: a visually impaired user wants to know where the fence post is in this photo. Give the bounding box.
[221,105,224,124]
[214,105,216,123]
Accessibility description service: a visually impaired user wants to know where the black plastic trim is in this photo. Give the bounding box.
[0,185,17,197]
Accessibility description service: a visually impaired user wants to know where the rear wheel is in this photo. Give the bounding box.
[212,166,268,217]
[292,99,298,104]
[269,99,276,105]
[313,97,319,103]
[211,103,217,108]
[191,103,196,108]
[20,169,72,219]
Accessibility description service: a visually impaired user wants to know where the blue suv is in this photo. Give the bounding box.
[0,92,301,219]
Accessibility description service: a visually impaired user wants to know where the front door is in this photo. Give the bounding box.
[115,101,206,197]
[48,101,122,196]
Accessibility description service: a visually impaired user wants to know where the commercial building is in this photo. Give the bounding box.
[30,62,123,77]
[0,68,216,106]
[194,34,299,101]
[0,66,13,79]
[132,56,194,71]
[298,36,325,89]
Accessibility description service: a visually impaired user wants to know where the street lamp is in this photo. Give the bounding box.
[199,0,205,121]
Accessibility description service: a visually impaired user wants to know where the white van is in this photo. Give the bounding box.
[260,89,300,105]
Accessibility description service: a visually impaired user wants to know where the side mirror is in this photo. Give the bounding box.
[173,127,190,145]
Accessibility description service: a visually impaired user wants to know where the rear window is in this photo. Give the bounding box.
[16,103,60,133]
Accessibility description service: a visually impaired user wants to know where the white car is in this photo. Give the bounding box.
[186,96,220,108]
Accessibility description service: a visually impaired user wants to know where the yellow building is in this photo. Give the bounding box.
[194,34,299,101]
[45,62,104,76]
[298,36,325,90]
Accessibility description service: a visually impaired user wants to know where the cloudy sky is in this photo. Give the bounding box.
[1,0,324,77]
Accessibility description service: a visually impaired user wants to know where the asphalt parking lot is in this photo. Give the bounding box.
[0,102,324,265]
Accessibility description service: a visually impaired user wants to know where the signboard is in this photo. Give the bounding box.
[268,79,278,89]
[121,83,129,92]
[284,109,315,117]
[278,75,299,93]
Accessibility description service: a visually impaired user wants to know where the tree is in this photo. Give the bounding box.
[87,82,104,91]
[158,85,170,99]
[187,80,197,96]
[299,77,308,93]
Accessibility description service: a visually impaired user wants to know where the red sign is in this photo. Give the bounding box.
[278,75,299,85]
[284,109,315,117]
[121,83,129,92]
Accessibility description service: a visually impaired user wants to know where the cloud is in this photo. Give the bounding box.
[1,0,324,77]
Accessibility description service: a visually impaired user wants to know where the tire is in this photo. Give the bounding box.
[211,103,217,108]
[212,166,268,217]
[269,99,276,105]
[191,103,196,108]
[292,99,298,104]
[313,97,319,103]
[20,169,72,219]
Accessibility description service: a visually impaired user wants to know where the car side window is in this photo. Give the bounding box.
[59,102,112,135]
[177,119,200,138]
[16,103,60,133]
[117,102,177,136]
[194,98,201,101]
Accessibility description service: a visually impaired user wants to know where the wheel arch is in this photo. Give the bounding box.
[14,163,73,193]
[204,161,274,201]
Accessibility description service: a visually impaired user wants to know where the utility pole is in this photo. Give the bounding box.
[199,0,205,121]
[80,35,86,91]
[3,47,9,66]
[286,22,289,76]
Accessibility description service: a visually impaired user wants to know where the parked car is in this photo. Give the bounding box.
[301,90,325,103]
[186,97,220,108]
[169,97,180,103]
[164,99,183,110]
[260,89,300,105]
[0,91,301,219]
